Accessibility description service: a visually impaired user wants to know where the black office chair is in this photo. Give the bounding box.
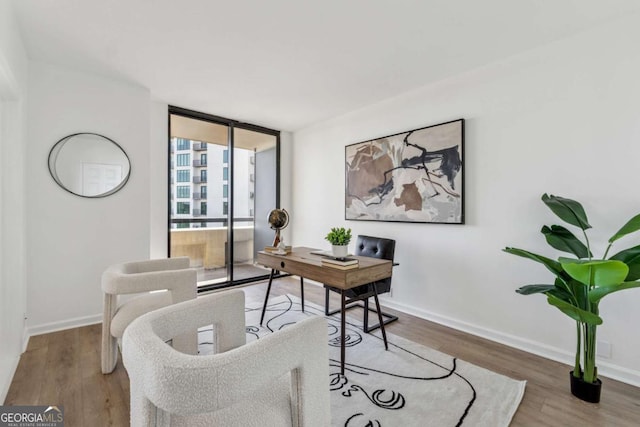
[324,235,398,333]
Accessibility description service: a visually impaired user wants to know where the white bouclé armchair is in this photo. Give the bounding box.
[122,290,331,427]
[101,257,197,374]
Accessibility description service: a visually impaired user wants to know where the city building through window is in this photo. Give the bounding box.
[168,108,280,290]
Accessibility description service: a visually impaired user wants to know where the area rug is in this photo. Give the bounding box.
[199,295,526,426]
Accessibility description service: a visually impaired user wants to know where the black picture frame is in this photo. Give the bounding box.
[345,119,464,224]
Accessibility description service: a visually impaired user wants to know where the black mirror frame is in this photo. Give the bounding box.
[47,132,131,198]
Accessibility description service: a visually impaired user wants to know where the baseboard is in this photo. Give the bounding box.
[0,355,20,404]
[22,325,29,353]
[378,297,640,388]
[26,314,102,338]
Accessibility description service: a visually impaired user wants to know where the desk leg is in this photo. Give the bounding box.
[300,277,305,312]
[373,287,389,350]
[260,269,276,326]
[341,290,346,375]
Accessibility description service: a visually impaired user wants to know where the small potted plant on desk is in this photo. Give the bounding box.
[325,227,352,259]
[504,194,640,403]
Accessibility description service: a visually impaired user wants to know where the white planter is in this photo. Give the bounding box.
[331,244,348,258]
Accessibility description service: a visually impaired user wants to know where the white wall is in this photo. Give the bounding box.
[291,14,640,386]
[0,0,28,403]
[150,101,168,258]
[26,62,151,333]
[279,131,293,244]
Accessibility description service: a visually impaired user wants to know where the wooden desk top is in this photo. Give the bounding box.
[257,246,392,290]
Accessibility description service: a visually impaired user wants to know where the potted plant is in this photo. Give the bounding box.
[325,227,352,258]
[504,194,640,403]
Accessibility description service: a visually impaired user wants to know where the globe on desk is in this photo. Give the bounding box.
[268,208,289,247]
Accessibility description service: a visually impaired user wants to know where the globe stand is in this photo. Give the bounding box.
[273,229,282,247]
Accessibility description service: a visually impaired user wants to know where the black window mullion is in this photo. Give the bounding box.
[227,124,234,283]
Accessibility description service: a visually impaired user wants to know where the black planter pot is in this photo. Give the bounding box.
[570,371,602,403]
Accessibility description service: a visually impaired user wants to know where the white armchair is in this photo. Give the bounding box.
[101,257,197,374]
[122,290,330,427]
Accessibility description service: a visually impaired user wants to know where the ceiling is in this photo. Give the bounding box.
[11,0,640,131]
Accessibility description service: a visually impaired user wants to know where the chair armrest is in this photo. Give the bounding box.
[123,291,330,425]
[135,316,329,422]
[102,268,196,297]
[133,257,190,273]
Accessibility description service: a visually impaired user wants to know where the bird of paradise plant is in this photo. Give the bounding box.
[504,194,640,390]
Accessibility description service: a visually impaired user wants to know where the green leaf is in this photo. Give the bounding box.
[503,247,563,275]
[609,213,640,243]
[609,244,640,281]
[516,284,555,295]
[561,259,629,287]
[542,194,591,230]
[541,225,591,258]
[589,281,640,304]
[547,294,603,325]
[548,278,579,304]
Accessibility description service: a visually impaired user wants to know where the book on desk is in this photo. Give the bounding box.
[321,257,359,269]
[264,245,292,254]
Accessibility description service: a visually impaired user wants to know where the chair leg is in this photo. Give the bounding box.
[325,287,331,315]
[361,305,398,333]
[101,335,118,374]
[372,288,388,350]
[363,298,369,331]
[300,277,305,312]
[101,293,118,374]
[325,289,398,332]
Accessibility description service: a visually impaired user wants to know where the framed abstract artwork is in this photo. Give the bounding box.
[345,119,464,224]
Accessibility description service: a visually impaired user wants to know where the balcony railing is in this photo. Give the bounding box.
[193,159,208,167]
[193,176,207,184]
[193,142,208,151]
[171,217,253,226]
[192,193,201,200]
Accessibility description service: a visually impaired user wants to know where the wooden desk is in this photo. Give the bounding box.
[257,247,392,375]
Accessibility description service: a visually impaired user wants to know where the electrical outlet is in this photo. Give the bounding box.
[596,340,612,359]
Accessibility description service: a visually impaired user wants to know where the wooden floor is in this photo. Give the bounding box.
[5,277,640,426]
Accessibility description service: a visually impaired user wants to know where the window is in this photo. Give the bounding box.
[177,153,190,166]
[177,138,190,150]
[169,108,279,290]
[177,185,190,198]
[177,202,190,214]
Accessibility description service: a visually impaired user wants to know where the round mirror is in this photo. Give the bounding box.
[48,133,131,198]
